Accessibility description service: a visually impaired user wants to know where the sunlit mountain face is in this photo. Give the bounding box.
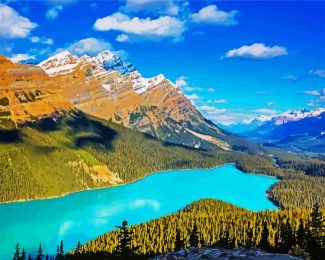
[1,1,324,128]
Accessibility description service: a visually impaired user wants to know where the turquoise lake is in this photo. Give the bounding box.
[0,164,278,259]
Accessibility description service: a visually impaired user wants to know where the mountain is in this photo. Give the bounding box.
[227,108,325,153]
[35,50,259,152]
[0,55,71,127]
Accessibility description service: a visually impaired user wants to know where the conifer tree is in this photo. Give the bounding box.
[259,221,270,250]
[13,243,20,260]
[21,248,26,260]
[296,218,306,249]
[174,230,184,251]
[115,220,134,257]
[308,202,325,260]
[75,241,82,255]
[35,244,43,260]
[189,223,200,248]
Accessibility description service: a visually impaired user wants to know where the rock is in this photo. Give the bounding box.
[150,246,303,260]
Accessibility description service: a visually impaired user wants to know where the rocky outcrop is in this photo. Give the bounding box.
[151,246,302,260]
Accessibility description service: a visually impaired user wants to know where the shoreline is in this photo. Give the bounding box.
[0,163,280,206]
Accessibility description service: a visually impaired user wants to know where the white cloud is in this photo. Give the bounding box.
[207,88,215,93]
[94,12,185,41]
[304,90,321,96]
[31,36,40,43]
[176,76,201,92]
[191,5,238,26]
[10,53,35,63]
[31,36,54,45]
[200,105,226,114]
[44,38,54,45]
[223,43,287,60]
[121,0,180,16]
[209,115,234,125]
[45,5,63,20]
[186,93,200,100]
[284,74,298,81]
[309,69,325,78]
[254,108,277,114]
[208,99,227,104]
[266,102,275,106]
[0,4,37,39]
[116,33,129,42]
[176,76,187,88]
[67,38,112,56]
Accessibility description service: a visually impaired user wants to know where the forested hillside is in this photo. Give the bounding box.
[0,111,324,209]
[80,199,324,259]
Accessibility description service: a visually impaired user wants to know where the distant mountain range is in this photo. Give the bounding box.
[1,51,259,152]
[224,108,325,153]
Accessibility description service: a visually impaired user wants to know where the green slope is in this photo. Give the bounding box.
[0,111,324,209]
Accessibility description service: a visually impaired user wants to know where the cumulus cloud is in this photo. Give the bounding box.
[208,99,227,104]
[207,88,215,93]
[45,5,63,20]
[223,43,287,60]
[31,36,54,45]
[10,53,35,63]
[94,12,185,41]
[66,38,112,56]
[304,90,321,96]
[309,69,325,78]
[175,76,201,92]
[200,105,226,114]
[186,93,200,101]
[191,5,238,26]
[254,108,277,114]
[116,33,129,42]
[283,74,298,81]
[210,115,235,126]
[121,0,180,16]
[0,4,37,39]
[266,102,275,106]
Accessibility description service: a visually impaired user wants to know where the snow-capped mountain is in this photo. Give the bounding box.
[39,50,135,77]
[226,108,325,153]
[32,50,258,151]
[39,50,175,95]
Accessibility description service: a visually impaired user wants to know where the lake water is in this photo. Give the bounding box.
[0,164,278,259]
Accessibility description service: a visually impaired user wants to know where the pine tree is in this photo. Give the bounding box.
[296,218,306,249]
[75,241,82,255]
[115,220,134,257]
[308,202,325,260]
[174,230,184,251]
[35,244,43,260]
[27,255,32,260]
[21,248,26,260]
[259,221,270,250]
[13,243,20,260]
[189,223,200,248]
[59,241,64,256]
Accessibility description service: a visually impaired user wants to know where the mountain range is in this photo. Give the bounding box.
[1,50,258,152]
[224,108,325,153]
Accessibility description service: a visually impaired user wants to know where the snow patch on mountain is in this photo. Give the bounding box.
[39,50,135,77]
[38,50,174,94]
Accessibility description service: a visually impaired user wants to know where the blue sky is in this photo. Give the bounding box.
[0,0,324,125]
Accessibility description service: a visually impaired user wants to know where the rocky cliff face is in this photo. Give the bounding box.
[36,50,241,150]
[0,55,71,128]
[151,246,302,260]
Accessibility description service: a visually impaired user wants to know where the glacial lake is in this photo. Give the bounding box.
[0,164,278,259]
